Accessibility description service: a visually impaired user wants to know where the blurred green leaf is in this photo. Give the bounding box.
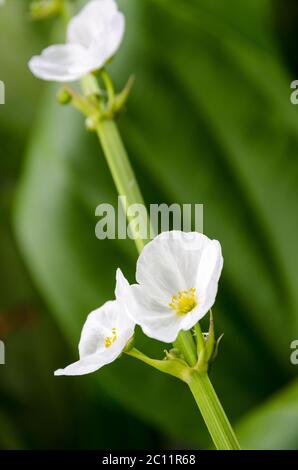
[237,379,298,449]
[13,0,298,449]
[0,412,24,449]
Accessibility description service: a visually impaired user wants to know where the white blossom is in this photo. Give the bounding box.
[55,273,135,376]
[29,0,125,82]
[118,231,223,343]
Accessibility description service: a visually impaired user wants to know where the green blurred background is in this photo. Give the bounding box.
[1,0,298,450]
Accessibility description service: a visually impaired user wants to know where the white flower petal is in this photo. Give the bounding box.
[67,0,125,65]
[129,285,184,342]
[178,240,223,331]
[196,240,223,293]
[115,267,130,300]
[196,240,223,306]
[179,303,209,332]
[55,299,135,376]
[131,284,211,342]
[115,270,189,343]
[68,0,119,44]
[54,351,115,376]
[101,8,125,60]
[136,231,210,303]
[28,44,97,82]
[140,317,183,343]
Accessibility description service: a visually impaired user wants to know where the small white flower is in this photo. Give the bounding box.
[29,0,125,82]
[118,231,223,343]
[55,274,135,376]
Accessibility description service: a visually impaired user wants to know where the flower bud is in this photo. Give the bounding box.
[57,88,72,105]
[85,116,97,132]
[30,0,60,21]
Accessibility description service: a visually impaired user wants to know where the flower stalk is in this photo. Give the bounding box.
[172,316,241,450]
[95,119,148,254]
[80,72,149,253]
[127,314,241,450]
[188,371,241,450]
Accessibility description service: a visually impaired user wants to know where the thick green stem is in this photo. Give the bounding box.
[96,119,148,254]
[188,371,241,450]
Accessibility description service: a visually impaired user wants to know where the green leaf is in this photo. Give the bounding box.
[236,379,298,449]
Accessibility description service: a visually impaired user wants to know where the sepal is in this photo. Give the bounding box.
[126,348,191,383]
[193,311,224,372]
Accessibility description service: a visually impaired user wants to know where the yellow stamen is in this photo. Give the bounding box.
[169,288,197,315]
[104,328,117,348]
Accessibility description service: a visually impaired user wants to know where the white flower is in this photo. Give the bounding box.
[55,274,135,376]
[29,0,125,82]
[118,231,223,343]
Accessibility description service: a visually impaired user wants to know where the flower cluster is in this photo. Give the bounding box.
[55,231,223,376]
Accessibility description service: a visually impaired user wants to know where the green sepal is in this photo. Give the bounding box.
[126,348,191,384]
[122,335,135,354]
[191,311,224,372]
[211,333,224,363]
[205,310,216,362]
[113,76,135,115]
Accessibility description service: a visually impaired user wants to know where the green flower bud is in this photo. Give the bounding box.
[57,88,72,105]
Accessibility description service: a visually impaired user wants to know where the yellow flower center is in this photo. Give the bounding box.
[169,288,197,315]
[104,328,117,348]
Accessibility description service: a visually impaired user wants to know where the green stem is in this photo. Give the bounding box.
[101,69,115,105]
[95,119,148,254]
[81,74,100,97]
[80,74,150,254]
[174,330,197,367]
[188,371,241,450]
